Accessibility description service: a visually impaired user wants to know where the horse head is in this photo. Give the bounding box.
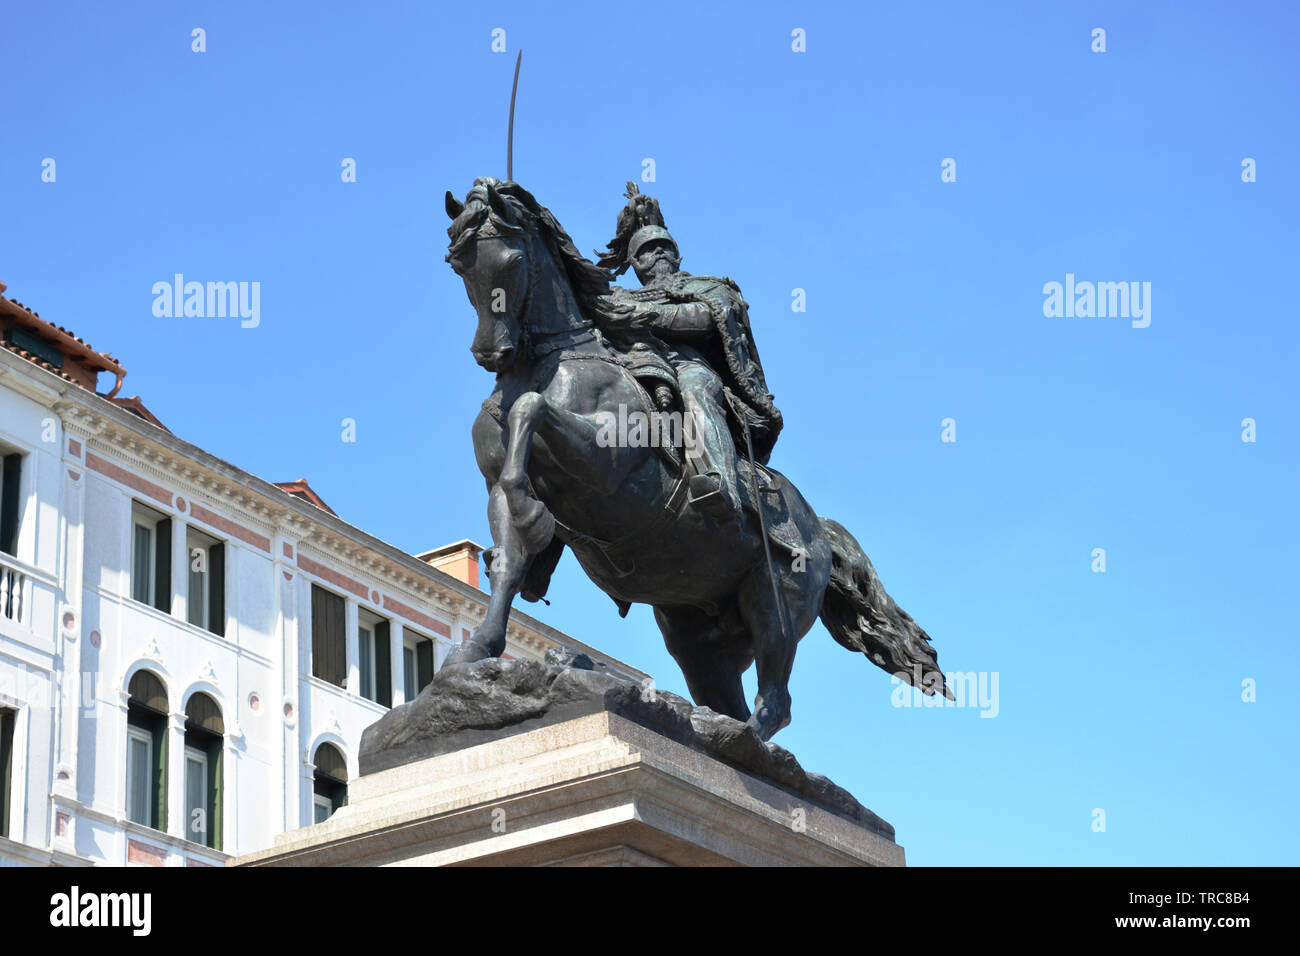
[447,178,620,374]
[445,177,534,372]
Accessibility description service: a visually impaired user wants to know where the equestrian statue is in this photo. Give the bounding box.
[442,177,952,741]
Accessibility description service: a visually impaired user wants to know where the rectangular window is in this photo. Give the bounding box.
[313,793,333,825]
[0,708,14,839]
[185,527,225,636]
[131,523,152,605]
[130,503,171,613]
[311,585,347,687]
[126,725,153,827]
[187,545,208,630]
[0,452,22,557]
[403,646,416,701]
[126,702,167,832]
[358,610,391,706]
[184,746,208,845]
[404,631,434,701]
[358,625,374,699]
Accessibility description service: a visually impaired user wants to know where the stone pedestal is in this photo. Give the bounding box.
[236,709,904,867]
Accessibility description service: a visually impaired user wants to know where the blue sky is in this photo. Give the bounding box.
[3,0,1297,865]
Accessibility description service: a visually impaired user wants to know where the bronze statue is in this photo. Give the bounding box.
[442,177,951,740]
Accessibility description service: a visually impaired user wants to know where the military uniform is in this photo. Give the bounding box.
[607,270,782,464]
[597,187,782,522]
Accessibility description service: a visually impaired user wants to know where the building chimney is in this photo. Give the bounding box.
[416,540,485,589]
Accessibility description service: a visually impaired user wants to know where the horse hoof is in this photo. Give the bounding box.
[442,640,492,668]
[747,704,791,742]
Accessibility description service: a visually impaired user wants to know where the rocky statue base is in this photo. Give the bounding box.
[234,650,905,867]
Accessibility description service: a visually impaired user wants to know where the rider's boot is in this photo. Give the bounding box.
[688,470,734,521]
[683,395,743,529]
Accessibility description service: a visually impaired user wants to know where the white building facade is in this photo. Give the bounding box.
[0,292,643,867]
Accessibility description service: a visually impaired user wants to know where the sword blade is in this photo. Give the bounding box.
[507,50,522,181]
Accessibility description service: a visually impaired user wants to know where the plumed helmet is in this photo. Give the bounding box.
[595,182,679,276]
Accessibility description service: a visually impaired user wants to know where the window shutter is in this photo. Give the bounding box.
[153,518,172,613]
[0,709,14,839]
[417,640,434,693]
[311,586,326,680]
[311,585,347,687]
[208,542,225,636]
[152,717,168,832]
[329,594,346,686]
[375,621,392,707]
[207,735,223,851]
[0,454,21,556]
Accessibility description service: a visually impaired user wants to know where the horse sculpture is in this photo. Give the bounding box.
[442,176,951,741]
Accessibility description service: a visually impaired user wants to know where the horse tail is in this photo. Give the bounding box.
[817,517,953,700]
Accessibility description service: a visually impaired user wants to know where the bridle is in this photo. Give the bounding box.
[473,209,599,366]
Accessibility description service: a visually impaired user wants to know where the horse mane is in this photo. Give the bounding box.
[446,179,637,340]
[495,183,619,319]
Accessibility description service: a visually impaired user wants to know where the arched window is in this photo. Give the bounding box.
[126,670,168,831]
[313,743,347,823]
[183,693,223,850]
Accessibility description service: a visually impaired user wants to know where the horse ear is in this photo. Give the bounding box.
[445,191,465,219]
[485,183,511,222]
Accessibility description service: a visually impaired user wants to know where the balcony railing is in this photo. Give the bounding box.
[0,550,25,623]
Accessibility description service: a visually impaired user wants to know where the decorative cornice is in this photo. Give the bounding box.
[52,400,109,438]
[89,437,279,543]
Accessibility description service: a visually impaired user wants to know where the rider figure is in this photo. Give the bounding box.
[595,183,783,523]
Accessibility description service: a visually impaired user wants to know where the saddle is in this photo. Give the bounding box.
[614,344,807,561]
[622,340,679,399]
[615,338,687,473]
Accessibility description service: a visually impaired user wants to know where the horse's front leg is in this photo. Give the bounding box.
[443,481,530,666]
[500,389,644,513]
[444,403,552,668]
[448,389,642,668]
[497,391,558,554]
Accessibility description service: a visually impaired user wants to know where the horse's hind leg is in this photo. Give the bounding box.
[736,568,795,741]
[654,605,752,723]
[737,554,828,741]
